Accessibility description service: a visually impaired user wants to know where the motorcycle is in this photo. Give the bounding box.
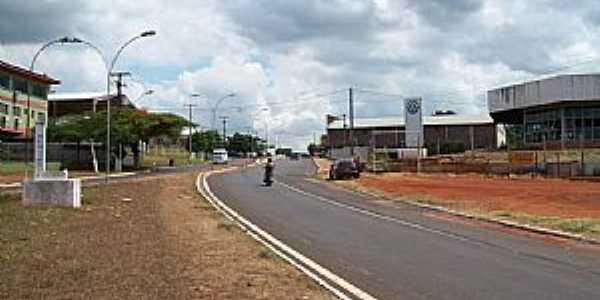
[263,159,274,186]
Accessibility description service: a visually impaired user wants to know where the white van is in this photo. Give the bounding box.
[212,148,228,164]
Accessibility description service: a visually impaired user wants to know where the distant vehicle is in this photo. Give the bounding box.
[212,148,228,164]
[329,158,360,180]
[290,153,300,160]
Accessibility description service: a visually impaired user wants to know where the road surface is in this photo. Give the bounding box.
[207,158,600,300]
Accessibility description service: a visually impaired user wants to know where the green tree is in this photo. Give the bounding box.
[227,133,256,154]
[48,108,190,168]
[191,130,222,153]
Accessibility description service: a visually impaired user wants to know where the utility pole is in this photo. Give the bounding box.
[184,103,197,158]
[349,86,355,156]
[111,71,130,108]
[110,71,130,172]
[220,116,229,147]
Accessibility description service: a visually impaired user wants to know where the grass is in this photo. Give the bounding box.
[0,172,333,299]
[141,148,204,167]
[490,211,600,238]
[0,161,61,175]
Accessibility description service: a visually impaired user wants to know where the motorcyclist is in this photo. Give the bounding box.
[264,157,274,186]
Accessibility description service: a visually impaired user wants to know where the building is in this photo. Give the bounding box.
[0,59,60,139]
[325,113,498,159]
[488,74,600,149]
[47,92,133,121]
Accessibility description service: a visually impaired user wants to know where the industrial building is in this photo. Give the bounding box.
[488,74,600,149]
[325,113,498,159]
[48,92,133,122]
[0,59,60,139]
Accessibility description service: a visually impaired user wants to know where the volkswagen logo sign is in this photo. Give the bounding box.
[406,99,420,115]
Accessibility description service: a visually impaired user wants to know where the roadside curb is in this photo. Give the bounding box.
[195,166,378,300]
[404,200,600,245]
[312,160,600,246]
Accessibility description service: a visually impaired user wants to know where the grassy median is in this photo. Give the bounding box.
[0,173,332,299]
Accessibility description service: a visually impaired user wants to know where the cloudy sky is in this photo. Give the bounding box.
[2,0,600,149]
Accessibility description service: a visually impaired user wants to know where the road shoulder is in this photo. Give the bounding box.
[0,171,333,299]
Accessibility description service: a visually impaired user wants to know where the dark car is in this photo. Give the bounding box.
[329,159,360,180]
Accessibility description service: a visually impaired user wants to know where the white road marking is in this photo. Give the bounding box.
[198,171,379,300]
[276,180,473,243]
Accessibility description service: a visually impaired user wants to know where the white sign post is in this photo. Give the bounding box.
[404,97,423,148]
[33,121,46,180]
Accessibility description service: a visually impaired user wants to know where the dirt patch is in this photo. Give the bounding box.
[352,172,600,219]
[0,173,332,299]
[326,170,600,239]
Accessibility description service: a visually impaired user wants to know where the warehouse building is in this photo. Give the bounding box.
[325,112,499,159]
[488,74,600,149]
[0,59,60,139]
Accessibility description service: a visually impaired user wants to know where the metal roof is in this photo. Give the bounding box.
[0,59,60,85]
[328,114,493,129]
[48,92,113,101]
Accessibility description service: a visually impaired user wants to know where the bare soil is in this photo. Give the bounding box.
[351,172,600,219]
[0,173,332,299]
[315,158,600,219]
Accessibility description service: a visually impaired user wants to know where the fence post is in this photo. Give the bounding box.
[581,150,585,177]
[556,152,560,178]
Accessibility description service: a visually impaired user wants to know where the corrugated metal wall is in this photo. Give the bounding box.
[489,74,600,113]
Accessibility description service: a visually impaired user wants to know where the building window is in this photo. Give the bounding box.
[0,116,6,128]
[13,106,21,116]
[13,78,27,94]
[0,102,8,114]
[0,73,9,90]
[14,118,19,130]
[32,84,47,99]
[37,112,45,122]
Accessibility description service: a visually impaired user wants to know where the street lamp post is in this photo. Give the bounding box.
[211,93,236,130]
[105,30,156,181]
[27,36,104,179]
[132,89,154,108]
[187,93,204,159]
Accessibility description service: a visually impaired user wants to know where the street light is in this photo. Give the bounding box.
[187,93,205,159]
[106,30,156,180]
[133,89,154,104]
[26,36,104,179]
[250,107,270,155]
[211,93,236,130]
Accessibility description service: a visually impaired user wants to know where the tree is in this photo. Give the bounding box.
[191,130,222,153]
[48,108,190,169]
[227,133,256,154]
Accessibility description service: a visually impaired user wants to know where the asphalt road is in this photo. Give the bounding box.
[208,158,600,300]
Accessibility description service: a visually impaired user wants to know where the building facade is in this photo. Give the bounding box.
[0,60,60,139]
[325,114,498,157]
[488,74,600,149]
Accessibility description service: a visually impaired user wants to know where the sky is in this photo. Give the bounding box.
[2,0,600,150]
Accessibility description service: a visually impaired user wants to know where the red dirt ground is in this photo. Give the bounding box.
[354,173,600,218]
